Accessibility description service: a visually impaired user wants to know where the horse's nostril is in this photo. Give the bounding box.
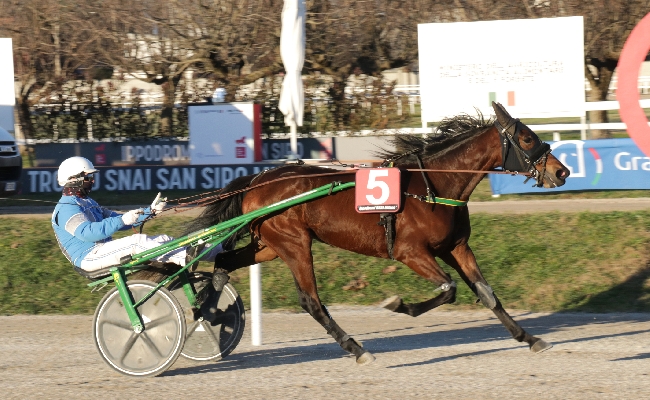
[556,169,568,179]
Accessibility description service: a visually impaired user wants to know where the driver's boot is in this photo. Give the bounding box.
[185,244,206,271]
[200,267,229,323]
[212,267,230,292]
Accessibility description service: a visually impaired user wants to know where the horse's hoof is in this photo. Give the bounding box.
[380,295,402,312]
[356,351,376,365]
[530,338,553,353]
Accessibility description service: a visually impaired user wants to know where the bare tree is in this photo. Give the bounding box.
[4,0,649,140]
[88,0,285,136]
[0,0,106,141]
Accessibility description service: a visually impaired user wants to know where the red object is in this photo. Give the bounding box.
[617,12,650,158]
[254,103,263,161]
[235,146,246,158]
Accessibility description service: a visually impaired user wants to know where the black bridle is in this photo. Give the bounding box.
[495,118,552,187]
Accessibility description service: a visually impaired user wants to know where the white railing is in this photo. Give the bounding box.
[588,76,650,95]
[526,99,650,141]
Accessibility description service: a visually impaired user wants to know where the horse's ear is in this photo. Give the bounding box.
[491,101,512,126]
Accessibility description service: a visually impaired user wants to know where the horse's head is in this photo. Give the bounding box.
[492,102,570,188]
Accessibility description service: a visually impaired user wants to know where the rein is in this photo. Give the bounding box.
[1,164,528,217]
[161,165,528,217]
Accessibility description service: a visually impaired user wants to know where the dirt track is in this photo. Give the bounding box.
[1,308,650,399]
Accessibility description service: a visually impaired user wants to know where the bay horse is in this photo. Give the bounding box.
[190,102,570,364]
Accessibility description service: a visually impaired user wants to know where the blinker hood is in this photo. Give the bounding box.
[491,101,550,172]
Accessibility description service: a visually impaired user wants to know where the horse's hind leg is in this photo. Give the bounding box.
[293,279,375,365]
[440,243,552,353]
[382,253,457,317]
[262,227,375,365]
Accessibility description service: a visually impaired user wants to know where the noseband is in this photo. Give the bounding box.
[495,118,551,187]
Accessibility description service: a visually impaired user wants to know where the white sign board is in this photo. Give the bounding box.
[188,103,261,165]
[418,17,585,122]
[0,38,15,106]
[0,38,15,133]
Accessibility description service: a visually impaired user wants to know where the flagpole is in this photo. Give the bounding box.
[289,121,298,158]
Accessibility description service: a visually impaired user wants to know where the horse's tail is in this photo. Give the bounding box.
[184,173,257,249]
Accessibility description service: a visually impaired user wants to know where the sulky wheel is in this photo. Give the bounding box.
[168,271,246,361]
[93,280,186,377]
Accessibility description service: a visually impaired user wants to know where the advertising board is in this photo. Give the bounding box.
[0,38,15,132]
[418,17,585,122]
[489,139,650,195]
[30,138,335,167]
[188,103,262,165]
[20,164,277,194]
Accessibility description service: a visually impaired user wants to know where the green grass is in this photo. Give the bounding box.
[2,210,649,315]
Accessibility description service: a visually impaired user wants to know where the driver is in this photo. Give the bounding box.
[51,157,227,291]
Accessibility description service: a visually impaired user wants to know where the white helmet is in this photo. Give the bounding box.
[57,156,98,187]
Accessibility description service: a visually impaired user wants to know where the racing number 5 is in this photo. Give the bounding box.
[365,169,390,205]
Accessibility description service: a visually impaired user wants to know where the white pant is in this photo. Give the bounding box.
[79,234,221,271]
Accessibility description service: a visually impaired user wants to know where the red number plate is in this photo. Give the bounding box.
[355,168,401,213]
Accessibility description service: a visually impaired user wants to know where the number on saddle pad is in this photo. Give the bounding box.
[355,168,401,213]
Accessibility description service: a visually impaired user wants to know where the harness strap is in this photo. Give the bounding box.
[377,213,396,260]
[414,154,436,203]
[403,192,468,207]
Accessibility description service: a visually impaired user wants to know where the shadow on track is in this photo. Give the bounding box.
[164,311,650,376]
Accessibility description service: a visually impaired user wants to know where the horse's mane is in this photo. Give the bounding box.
[374,111,494,164]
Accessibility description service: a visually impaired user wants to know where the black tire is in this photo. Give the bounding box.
[168,271,246,361]
[93,280,186,377]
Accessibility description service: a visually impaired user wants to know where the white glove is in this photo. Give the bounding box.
[150,192,167,214]
[121,208,144,226]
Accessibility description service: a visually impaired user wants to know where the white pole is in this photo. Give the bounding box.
[289,121,298,158]
[250,263,262,346]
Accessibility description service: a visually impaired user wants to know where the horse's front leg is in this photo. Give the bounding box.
[440,243,552,353]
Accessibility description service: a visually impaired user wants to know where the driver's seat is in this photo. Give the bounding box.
[74,262,179,283]
[74,266,115,280]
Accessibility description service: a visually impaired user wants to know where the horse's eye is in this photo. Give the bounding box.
[522,136,533,144]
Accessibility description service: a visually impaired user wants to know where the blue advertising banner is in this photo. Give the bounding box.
[489,138,650,195]
[20,163,278,194]
[30,138,333,167]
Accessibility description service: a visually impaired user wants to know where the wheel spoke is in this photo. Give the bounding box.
[139,331,164,358]
[145,314,177,330]
[118,332,139,364]
[202,321,222,350]
[186,320,201,340]
[101,319,134,331]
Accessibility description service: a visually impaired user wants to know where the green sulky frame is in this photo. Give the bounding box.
[87,181,356,333]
